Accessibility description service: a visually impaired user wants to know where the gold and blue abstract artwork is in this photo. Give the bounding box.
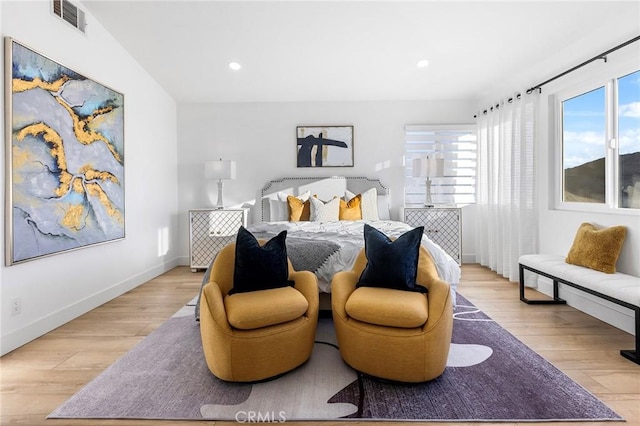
[5,38,125,265]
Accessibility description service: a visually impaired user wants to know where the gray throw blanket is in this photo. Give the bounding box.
[195,236,340,321]
[252,233,341,273]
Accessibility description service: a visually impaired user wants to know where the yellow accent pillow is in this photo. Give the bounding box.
[287,195,311,221]
[339,194,362,220]
[565,223,626,273]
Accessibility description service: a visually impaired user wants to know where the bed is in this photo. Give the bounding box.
[249,176,460,304]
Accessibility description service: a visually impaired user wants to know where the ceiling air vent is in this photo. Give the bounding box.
[52,0,86,33]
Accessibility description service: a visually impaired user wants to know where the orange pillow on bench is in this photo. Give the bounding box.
[565,223,626,274]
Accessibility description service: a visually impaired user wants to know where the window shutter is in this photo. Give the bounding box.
[404,124,477,206]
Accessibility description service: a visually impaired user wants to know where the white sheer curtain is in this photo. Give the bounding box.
[475,92,539,282]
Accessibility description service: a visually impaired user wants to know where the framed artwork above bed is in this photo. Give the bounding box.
[296,126,353,168]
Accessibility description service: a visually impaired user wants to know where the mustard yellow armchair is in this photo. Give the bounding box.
[331,246,453,383]
[199,242,319,382]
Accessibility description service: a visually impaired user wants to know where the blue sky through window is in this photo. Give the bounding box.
[563,87,605,169]
[563,70,640,169]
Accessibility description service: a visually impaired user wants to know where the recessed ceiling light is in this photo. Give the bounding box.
[228,62,242,71]
[416,59,430,68]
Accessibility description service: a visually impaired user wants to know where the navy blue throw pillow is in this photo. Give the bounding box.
[357,224,427,293]
[230,226,292,295]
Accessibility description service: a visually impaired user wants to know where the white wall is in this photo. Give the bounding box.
[176,100,477,264]
[0,0,179,355]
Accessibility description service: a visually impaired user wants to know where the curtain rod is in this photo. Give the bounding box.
[526,35,640,94]
[474,35,640,118]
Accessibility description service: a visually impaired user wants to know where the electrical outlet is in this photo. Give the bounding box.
[11,298,21,316]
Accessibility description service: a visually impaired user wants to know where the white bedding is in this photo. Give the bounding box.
[248,220,460,302]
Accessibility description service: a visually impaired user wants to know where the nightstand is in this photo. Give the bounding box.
[188,209,247,271]
[403,207,462,264]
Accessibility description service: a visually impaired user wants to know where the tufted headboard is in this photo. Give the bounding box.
[260,176,390,222]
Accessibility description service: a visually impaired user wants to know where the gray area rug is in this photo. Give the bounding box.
[49,295,623,422]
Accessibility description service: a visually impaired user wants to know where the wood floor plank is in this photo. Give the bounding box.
[19,336,145,352]
[588,370,640,394]
[0,264,637,425]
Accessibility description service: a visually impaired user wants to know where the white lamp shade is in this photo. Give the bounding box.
[205,160,236,180]
[412,156,444,178]
[429,157,445,177]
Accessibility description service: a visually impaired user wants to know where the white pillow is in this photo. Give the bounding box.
[377,195,390,220]
[310,197,340,222]
[269,191,311,221]
[277,191,310,202]
[268,199,288,221]
[346,188,379,221]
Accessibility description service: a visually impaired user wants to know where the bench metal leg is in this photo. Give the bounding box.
[621,350,638,364]
[620,306,640,365]
[519,264,567,305]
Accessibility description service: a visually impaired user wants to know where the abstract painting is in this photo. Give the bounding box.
[4,38,125,265]
[296,126,353,167]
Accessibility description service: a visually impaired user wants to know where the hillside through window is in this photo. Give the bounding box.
[560,69,640,210]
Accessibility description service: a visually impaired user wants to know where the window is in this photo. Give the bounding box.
[618,71,640,209]
[559,69,640,210]
[562,87,606,203]
[404,125,477,206]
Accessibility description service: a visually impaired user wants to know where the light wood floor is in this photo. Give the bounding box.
[1,264,638,426]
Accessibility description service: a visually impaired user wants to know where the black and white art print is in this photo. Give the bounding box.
[296,126,353,168]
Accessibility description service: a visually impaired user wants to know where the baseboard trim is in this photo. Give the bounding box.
[461,253,476,264]
[0,257,180,356]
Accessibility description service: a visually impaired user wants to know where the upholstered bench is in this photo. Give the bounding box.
[518,254,640,365]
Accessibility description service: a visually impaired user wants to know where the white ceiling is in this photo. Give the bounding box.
[82,0,640,103]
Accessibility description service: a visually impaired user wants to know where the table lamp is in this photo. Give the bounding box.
[205,159,237,209]
[412,155,444,207]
